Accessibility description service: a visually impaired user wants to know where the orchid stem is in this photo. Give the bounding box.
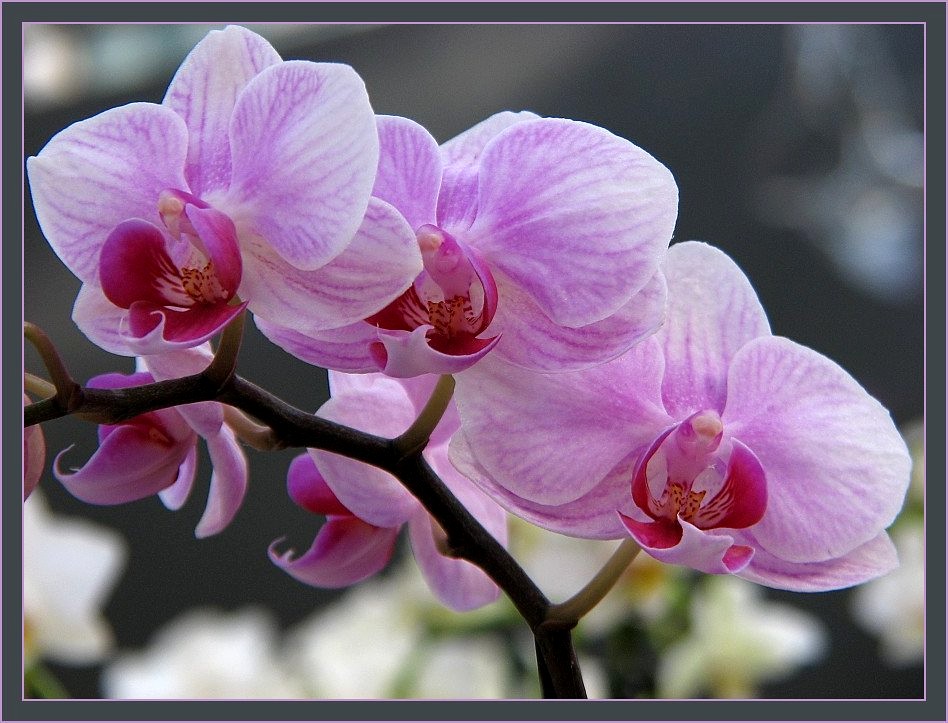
[204,307,245,389]
[24,373,56,400]
[394,374,455,455]
[547,538,642,625]
[24,322,80,411]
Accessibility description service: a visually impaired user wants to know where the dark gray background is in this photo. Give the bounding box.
[23,23,924,699]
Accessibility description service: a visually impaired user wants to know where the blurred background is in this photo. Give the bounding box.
[23,23,924,699]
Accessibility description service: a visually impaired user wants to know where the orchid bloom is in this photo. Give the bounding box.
[24,394,46,500]
[27,25,421,356]
[270,372,506,611]
[257,111,678,377]
[451,241,911,591]
[53,349,248,538]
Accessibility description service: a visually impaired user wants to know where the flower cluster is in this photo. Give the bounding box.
[26,24,910,624]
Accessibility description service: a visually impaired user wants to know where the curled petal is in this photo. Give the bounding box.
[658,241,771,418]
[468,118,677,327]
[227,61,379,270]
[373,115,443,230]
[54,426,194,505]
[194,425,248,538]
[26,103,189,285]
[99,219,188,309]
[724,336,911,563]
[125,298,248,351]
[286,453,351,517]
[269,518,398,588]
[369,326,501,379]
[620,515,753,575]
[158,444,198,511]
[163,24,282,196]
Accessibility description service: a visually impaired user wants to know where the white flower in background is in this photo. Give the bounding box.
[102,607,306,699]
[409,637,509,698]
[852,521,924,667]
[24,491,126,666]
[657,576,826,698]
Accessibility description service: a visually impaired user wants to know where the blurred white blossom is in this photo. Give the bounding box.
[102,607,306,699]
[24,492,126,666]
[852,521,924,667]
[657,576,826,698]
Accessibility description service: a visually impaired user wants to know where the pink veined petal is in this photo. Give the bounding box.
[449,433,635,539]
[658,241,771,419]
[735,531,900,592]
[466,117,677,327]
[620,515,753,575]
[240,197,422,334]
[436,111,540,232]
[254,318,380,373]
[226,61,379,270]
[24,395,46,500]
[408,509,500,611]
[488,267,667,372]
[158,444,198,510]
[286,453,351,517]
[53,426,194,505]
[163,24,282,196]
[723,336,912,563]
[126,298,248,348]
[373,115,443,230]
[194,424,248,538]
[26,103,189,285]
[311,380,419,527]
[452,339,670,506]
[72,284,138,356]
[184,206,242,294]
[269,517,399,588]
[369,326,501,378]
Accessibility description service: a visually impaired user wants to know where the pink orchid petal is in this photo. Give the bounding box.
[436,111,540,232]
[620,515,752,575]
[286,453,351,516]
[163,24,282,196]
[449,433,633,539]
[184,206,242,294]
[269,517,399,588]
[691,439,768,531]
[659,241,771,418]
[311,379,419,527]
[54,426,194,505]
[373,115,443,230]
[254,318,379,373]
[24,395,46,500]
[453,341,670,506]
[489,268,667,372]
[194,424,248,538]
[724,336,911,563]
[467,118,677,327]
[240,197,422,333]
[408,510,500,611]
[370,326,501,378]
[126,298,248,349]
[26,103,189,285]
[141,347,224,437]
[72,285,137,356]
[227,61,379,270]
[736,531,900,592]
[159,444,198,510]
[99,220,187,309]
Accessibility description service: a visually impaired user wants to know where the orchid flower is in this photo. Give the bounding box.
[27,25,421,357]
[257,111,678,377]
[270,372,507,611]
[53,348,248,538]
[451,241,911,591]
